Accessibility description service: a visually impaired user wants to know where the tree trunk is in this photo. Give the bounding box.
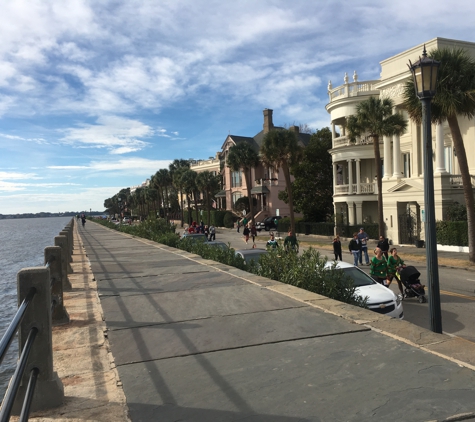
[373,135,385,237]
[207,191,211,225]
[447,115,475,262]
[193,191,200,223]
[180,191,184,227]
[282,163,295,235]
[244,168,255,225]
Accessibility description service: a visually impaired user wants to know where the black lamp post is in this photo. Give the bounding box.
[408,45,442,333]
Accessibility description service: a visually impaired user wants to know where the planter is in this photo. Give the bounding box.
[414,240,425,248]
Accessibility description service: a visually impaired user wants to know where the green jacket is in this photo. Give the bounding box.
[387,255,404,274]
[370,256,387,278]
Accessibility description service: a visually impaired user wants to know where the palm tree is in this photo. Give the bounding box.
[347,97,407,237]
[196,171,221,224]
[181,168,199,224]
[403,47,475,263]
[226,142,260,224]
[169,159,190,226]
[260,129,303,235]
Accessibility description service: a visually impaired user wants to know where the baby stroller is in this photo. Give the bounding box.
[396,266,426,303]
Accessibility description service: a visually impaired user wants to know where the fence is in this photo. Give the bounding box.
[0,219,74,421]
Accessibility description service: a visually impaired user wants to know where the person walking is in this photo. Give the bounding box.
[332,235,342,261]
[357,228,370,265]
[348,233,361,267]
[266,232,278,249]
[209,225,216,241]
[284,230,299,253]
[370,247,388,285]
[387,247,406,296]
[243,224,250,244]
[377,235,390,259]
[237,220,241,233]
[250,224,257,248]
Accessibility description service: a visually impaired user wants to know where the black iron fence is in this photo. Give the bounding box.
[0,219,74,421]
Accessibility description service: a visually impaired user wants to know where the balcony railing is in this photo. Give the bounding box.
[328,79,380,102]
[333,135,381,149]
[334,182,375,195]
[450,175,475,188]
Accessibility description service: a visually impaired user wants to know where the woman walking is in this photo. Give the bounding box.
[370,247,388,285]
[387,248,406,296]
[250,224,257,247]
[243,224,250,244]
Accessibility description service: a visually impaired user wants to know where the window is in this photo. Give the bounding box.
[231,170,242,187]
[403,153,411,178]
[232,192,242,205]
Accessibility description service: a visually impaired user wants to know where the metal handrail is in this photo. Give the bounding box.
[19,368,39,422]
[0,287,36,365]
[0,327,38,422]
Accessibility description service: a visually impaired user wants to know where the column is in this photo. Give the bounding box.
[435,122,447,174]
[383,135,392,179]
[392,134,401,178]
[355,201,363,225]
[347,159,353,194]
[355,159,361,194]
[333,163,338,195]
[348,201,355,225]
[331,122,336,141]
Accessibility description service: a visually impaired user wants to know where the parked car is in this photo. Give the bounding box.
[123,217,131,223]
[207,241,229,250]
[256,216,282,231]
[180,233,209,243]
[235,248,268,265]
[325,261,404,319]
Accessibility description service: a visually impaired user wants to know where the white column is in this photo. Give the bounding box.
[348,201,355,225]
[331,122,336,140]
[333,163,338,195]
[383,135,392,179]
[355,159,361,194]
[347,160,353,194]
[355,201,363,225]
[435,122,447,174]
[392,134,401,178]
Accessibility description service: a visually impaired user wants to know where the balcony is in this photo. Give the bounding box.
[333,135,381,149]
[328,79,380,102]
[449,175,475,188]
[334,182,375,195]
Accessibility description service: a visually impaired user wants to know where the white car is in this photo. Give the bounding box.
[325,261,404,319]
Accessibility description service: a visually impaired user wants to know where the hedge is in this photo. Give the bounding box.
[436,221,468,246]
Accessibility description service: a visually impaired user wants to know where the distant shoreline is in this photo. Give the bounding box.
[0,212,104,220]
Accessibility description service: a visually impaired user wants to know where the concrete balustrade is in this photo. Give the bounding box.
[54,235,73,290]
[45,246,70,325]
[12,267,64,414]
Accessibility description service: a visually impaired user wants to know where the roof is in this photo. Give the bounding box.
[250,185,270,194]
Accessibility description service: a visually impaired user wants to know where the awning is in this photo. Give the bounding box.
[215,190,227,197]
[250,185,270,194]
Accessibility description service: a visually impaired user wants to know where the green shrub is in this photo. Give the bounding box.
[223,212,235,228]
[436,221,468,246]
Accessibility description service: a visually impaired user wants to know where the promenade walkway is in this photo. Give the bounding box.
[28,222,475,421]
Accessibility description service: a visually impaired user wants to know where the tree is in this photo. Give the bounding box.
[226,142,260,224]
[279,128,333,221]
[180,168,199,224]
[169,159,190,226]
[403,47,475,262]
[347,97,407,237]
[260,129,303,234]
[196,171,220,224]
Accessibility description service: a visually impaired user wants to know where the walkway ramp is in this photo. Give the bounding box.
[79,223,475,422]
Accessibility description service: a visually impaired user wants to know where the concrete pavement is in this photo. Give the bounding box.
[27,222,475,421]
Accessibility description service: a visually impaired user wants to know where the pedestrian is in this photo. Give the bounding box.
[81,215,86,227]
[204,225,209,239]
[377,235,390,259]
[370,247,388,285]
[237,220,241,233]
[387,247,406,296]
[284,230,299,253]
[266,232,278,249]
[348,232,361,266]
[209,224,216,241]
[357,228,370,265]
[250,224,257,247]
[243,224,250,244]
[332,235,342,261]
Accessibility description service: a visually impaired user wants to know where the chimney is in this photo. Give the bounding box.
[289,125,300,134]
[263,109,274,133]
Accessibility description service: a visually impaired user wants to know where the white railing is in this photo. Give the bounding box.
[332,135,381,149]
[360,183,375,194]
[449,175,475,188]
[328,79,380,102]
[335,183,375,195]
[333,136,349,148]
[335,185,349,194]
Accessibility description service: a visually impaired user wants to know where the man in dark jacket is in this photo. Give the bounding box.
[377,236,390,259]
[348,233,361,267]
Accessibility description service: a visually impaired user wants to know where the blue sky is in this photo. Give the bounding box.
[1,0,474,214]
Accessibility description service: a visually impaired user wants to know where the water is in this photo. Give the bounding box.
[0,216,72,399]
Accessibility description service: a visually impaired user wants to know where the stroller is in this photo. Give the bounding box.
[396,266,426,303]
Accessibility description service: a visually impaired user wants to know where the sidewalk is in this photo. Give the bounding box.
[28,222,475,421]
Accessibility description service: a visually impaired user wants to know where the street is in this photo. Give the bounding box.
[198,226,475,344]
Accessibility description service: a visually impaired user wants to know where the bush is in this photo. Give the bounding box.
[436,221,468,246]
[223,212,235,228]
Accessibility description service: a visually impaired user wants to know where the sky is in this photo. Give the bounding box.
[1,0,474,214]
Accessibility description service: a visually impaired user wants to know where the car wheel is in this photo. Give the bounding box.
[265,225,269,231]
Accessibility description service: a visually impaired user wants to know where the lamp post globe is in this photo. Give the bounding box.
[408,45,442,333]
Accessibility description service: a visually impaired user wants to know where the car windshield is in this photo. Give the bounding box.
[341,267,376,287]
[239,251,267,265]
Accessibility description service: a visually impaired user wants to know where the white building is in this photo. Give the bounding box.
[326,37,475,244]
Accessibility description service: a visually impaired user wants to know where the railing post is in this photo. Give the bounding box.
[13,267,64,414]
[54,236,72,291]
[45,246,70,325]
[59,230,73,273]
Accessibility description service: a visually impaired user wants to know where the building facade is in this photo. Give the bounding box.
[326,37,475,244]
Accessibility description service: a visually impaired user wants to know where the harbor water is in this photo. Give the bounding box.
[0,216,72,399]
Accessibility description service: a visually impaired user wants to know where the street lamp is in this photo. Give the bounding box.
[408,45,442,333]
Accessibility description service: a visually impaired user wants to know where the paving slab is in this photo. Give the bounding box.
[100,283,307,330]
[118,332,475,422]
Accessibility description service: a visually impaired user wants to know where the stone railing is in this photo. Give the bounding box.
[334,183,375,195]
[328,79,380,102]
[449,175,475,188]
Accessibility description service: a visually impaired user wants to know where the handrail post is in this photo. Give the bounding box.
[54,236,72,291]
[59,230,73,272]
[12,267,64,414]
[45,246,70,325]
